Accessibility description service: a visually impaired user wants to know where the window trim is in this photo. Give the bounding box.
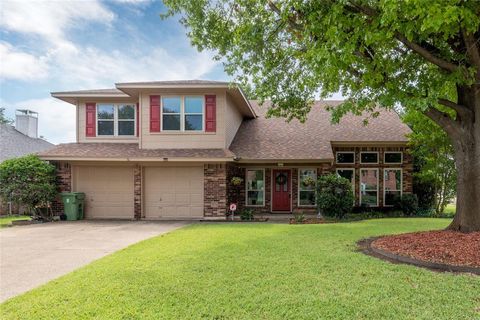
[359,168,379,207]
[161,95,204,132]
[360,151,379,164]
[384,151,403,164]
[245,168,265,207]
[298,168,317,207]
[96,103,136,137]
[335,151,355,164]
[383,168,403,207]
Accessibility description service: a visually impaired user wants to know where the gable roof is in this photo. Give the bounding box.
[0,124,54,162]
[229,100,411,161]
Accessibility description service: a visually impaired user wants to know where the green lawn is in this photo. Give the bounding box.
[0,215,30,228]
[1,219,479,319]
[444,203,456,215]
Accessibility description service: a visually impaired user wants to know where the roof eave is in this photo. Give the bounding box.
[51,93,130,105]
[38,156,235,162]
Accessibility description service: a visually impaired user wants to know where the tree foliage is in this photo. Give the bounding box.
[403,110,456,215]
[0,155,57,213]
[0,107,13,125]
[316,174,354,219]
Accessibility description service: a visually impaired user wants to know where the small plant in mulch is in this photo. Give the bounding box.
[240,209,254,221]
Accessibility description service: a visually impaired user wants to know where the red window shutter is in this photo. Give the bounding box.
[85,103,96,137]
[150,95,160,132]
[136,102,140,136]
[205,95,216,132]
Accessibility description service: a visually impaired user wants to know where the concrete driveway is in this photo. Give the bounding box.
[0,220,188,302]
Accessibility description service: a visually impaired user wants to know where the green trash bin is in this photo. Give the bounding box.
[61,192,85,221]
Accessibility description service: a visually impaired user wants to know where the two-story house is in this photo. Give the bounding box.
[38,80,412,219]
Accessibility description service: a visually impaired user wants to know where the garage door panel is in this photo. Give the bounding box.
[74,166,134,219]
[145,166,204,219]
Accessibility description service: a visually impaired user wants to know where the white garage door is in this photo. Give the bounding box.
[144,166,204,219]
[73,166,134,219]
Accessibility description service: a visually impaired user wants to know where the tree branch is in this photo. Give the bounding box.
[462,30,480,79]
[423,106,460,137]
[437,98,473,119]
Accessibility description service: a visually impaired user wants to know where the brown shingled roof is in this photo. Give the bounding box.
[38,143,235,160]
[229,100,411,161]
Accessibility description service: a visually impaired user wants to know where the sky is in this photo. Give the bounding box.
[0,0,228,144]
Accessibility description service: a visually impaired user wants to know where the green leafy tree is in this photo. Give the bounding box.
[0,155,57,214]
[316,174,354,219]
[0,107,13,125]
[164,1,480,231]
[403,110,456,215]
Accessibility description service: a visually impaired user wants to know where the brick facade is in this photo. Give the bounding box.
[51,161,72,215]
[133,165,142,220]
[204,163,227,217]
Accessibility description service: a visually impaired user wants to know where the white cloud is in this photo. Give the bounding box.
[3,98,76,144]
[0,42,49,80]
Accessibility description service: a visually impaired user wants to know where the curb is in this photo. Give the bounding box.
[358,237,480,275]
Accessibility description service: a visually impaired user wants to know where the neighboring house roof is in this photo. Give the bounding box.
[229,100,411,161]
[0,123,54,162]
[37,143,235,161]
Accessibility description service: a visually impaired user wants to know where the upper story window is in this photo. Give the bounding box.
[360,152,378,164]
[162,96,203,131]
[97,104,135,136]
[336,152,355,164]
[384,152,403,164]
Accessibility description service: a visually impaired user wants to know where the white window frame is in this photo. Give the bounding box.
[161,95,204,132]
[298,168,317,207]
[335,151,355,164]
[246,168,265,207]
[336,168,355,196]
[359,168,379,207]
[384,151,403,164]
[96,103,136,137]
[383,168,403,207]
[360,151,379,164]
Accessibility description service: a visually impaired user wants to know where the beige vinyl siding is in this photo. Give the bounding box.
[77,98,139,143]
[144,166,204,219]
[225,93,244,148]
[139,88,227,149]
[72,165,134,219]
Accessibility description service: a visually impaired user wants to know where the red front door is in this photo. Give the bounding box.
[272,169,291,211]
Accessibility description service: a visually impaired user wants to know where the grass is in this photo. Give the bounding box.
[444,203,456,215]
[1,218,479,319]
[0,215,30,228]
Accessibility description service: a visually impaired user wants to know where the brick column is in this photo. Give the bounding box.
[204,163,227,217]
[51,161,72,215]
[134,165,142,220]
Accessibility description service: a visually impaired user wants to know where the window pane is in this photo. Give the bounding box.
[385,191,401,206]
[336,152,354,163]
[162,115,180,130]
[97,121,114,135]
[185,115,202,131]
[337,169,354,183]
[247,170,264,190]
[247,191,264,206]
[118,121,134,135]
[361,191,378,206]
[118,105,135,119]
[385,152,402,163]
[300,191,315,206]
[299,169,316,191]
[162,97,181,113]
[361,152,378,163]
[185,97,203,113]
[384,169,401,190]
[97,104,114,119]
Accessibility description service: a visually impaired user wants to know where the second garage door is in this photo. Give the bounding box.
[73,166,134,219]
[144,166,204,219]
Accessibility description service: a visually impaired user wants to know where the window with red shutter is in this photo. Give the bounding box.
[85,102,96,137]
[205,95,216,132]
[150,95,160,132]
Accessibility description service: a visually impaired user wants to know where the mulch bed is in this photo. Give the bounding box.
[371,230,480,268]
[289,218,329,224]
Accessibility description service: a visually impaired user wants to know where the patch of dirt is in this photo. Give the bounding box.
[372,230,480,268]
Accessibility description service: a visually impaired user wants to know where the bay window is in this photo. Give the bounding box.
[246,169,264,206]
[384,169,402,206]
[299,169,316,206]
[360,152,379,164]
[360,168,378,206]
[384,152,403,164]
[336,152,355,164]
[162,96,204,131]
[97,104,135,136]
[336,168,355,192]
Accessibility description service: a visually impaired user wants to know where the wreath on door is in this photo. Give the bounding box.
[275,173,287,185]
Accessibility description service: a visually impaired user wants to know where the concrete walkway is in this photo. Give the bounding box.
[0,220,187,302]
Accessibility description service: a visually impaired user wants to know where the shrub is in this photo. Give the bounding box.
[316,174,354,219]
[413,177,436,210]
[0,155,57,215]
[240,209,254,221]
[395,193,419,216]
[293,213,305,223]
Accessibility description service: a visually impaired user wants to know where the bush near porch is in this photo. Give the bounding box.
[1,219,478,320]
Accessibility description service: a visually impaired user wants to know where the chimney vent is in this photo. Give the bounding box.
[15,109,38,138]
